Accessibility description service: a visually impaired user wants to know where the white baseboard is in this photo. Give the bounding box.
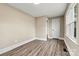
[64,36,76,56]
[35,37,47,41]
[58,37,64,40]
[64,39,74,56]
[48,36,53,39]
[0,38,35,55]
[48,37,64,40]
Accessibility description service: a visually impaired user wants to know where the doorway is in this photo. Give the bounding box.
[47,17,60,39]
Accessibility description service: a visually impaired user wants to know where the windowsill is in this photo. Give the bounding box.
[65,34,78,45]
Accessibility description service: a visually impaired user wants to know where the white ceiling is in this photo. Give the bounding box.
[8,3,67,17]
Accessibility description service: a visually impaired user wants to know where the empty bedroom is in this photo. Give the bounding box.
[0,3,79,56]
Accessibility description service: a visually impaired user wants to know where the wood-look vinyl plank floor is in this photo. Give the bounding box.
[0,39,70,56]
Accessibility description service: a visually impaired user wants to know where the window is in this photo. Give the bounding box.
[74,21,76,37]
[68,21,76,38]
[74,4,77,38]
[66,4,77,40]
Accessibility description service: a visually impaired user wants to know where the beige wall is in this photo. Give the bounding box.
[60,17,64,38]
[47,18,52,38]
[35,17,47,41]
[0,4,35,49]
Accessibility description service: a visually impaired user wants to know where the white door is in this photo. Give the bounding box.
[52,18,60,38]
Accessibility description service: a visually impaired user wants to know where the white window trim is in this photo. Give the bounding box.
[65,33,78,45]
[65,3,77,43]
